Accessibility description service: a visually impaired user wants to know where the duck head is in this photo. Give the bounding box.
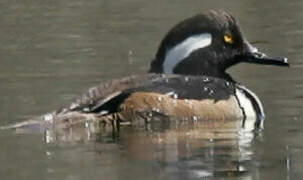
[149,10,288,80]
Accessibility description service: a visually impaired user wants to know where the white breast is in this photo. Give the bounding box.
[163,33,212,74]
[235,85,265,131]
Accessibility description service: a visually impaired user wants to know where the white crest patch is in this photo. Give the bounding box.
[163,33,212,74]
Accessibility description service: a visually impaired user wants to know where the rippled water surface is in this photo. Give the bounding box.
[1,0,303,179]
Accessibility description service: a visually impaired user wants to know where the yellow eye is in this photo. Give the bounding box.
[224,35,233,44]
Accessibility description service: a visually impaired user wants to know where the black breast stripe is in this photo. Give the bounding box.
[236,85,265,128]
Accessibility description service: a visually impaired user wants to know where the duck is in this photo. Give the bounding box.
[1,10,288,132]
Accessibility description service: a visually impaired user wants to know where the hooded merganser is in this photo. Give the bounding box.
[1,10,288,132]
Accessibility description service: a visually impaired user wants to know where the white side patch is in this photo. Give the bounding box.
[235,88,257,131]
[236,85,265,131]
[163,33,212,74]
[237,85,265,118]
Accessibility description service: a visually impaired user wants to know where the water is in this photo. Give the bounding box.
[1,0,303,179]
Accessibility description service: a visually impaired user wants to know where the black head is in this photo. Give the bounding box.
[149,10,288,79]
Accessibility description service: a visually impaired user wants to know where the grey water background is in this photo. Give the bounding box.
[0,0,303,179]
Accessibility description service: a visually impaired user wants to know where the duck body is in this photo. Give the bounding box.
[52,73,263,131]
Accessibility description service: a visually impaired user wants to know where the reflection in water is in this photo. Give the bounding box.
[41,115,260,179]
